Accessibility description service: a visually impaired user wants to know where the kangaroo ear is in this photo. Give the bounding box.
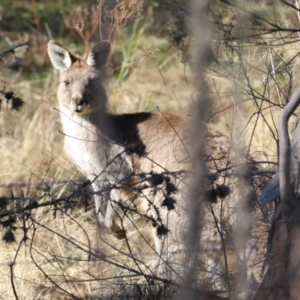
[47,40,73,71]
[86,41,110,68]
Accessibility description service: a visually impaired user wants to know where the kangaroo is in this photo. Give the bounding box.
[47,40,268,286]
[47,39,189,242]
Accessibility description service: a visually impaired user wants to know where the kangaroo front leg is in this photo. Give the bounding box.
[93,184,126,239]
[105,188,126,239]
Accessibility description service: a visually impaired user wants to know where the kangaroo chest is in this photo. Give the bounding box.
[59,111,132,181]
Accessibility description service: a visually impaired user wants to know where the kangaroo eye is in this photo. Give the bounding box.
[64,80,70,87]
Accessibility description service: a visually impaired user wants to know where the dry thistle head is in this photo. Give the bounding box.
[63,5,100,57]
[143,45,159,58]
[100,0,144,42]
[0,89,24,111]
[63,1,144,57]
[110,0,143,26]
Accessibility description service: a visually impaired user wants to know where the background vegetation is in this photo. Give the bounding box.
[1,0,300,299]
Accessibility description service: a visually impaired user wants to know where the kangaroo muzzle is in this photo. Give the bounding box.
[70,99,86,113]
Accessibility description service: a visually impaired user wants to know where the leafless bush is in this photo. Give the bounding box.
[0,41,30,112]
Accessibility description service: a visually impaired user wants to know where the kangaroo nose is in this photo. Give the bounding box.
[71,94,82,103]
[70,96,85,113]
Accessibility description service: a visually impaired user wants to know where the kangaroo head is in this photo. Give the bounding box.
[47,40,110,114]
